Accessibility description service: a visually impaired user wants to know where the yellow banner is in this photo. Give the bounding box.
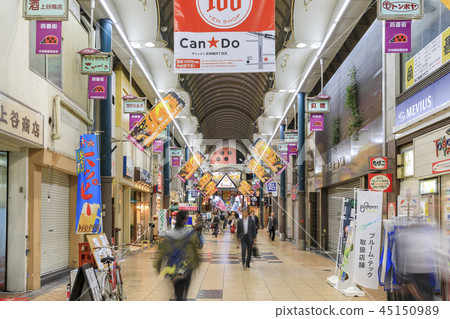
[442,0,450,10]
[203,180,217,196]
[250,138,287,175]
[247,157,272,185]
[177,151,206,182]
[240,180,253,196]
[194,172,212,191]
[127,92,185,151]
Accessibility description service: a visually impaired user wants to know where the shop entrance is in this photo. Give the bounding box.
[0,152,7,291]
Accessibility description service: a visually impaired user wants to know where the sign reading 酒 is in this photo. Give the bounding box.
[377,0,423,20]
[174,0,275,73]
[23,0,68,20]
[81,54,113,75]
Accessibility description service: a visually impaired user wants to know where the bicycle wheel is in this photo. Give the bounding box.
[203,227,209,235]
[101,274,114,301]
[115,267,124,300]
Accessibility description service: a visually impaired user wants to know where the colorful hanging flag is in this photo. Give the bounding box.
[177,151,206,182]
[127,92,185,152]
[246,156,272,185]
[76,134,102,234]
[194,172,212,191]
[250,138,287,175]
[202,180,218,196]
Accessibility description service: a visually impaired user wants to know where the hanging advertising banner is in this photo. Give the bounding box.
[80,54,113,75]
[127,92,185,152]
[194,172,212,191]
[129,114,143,131]
[267,181,277,193]
[368,173,393,192]
[152,139,164,153]
[354,191,383,289]
[377,0,423,20]
[280,151,289,162]
[442,0,450,10]
[177,151,206,182]
[240,180,253,196]
[171,157,181,167]
[36,21,62,54]
[23,0,68,20]
[310,113,324,131]
[173,0,275,73]
[249,195,259,206]
[287,143,298,156]
[203,180,218,197]
[339,221,356,282]
[158,209,168,236]
[123,98,146,113]
[385,20,411,53]
[250,138,287,175]
[246,156,272,185]
[88,75,107,100]
[76,134,102,234]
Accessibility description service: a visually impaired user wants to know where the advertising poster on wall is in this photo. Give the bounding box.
[354,191,383,289]
[173,0,275,73]
[246,157,272,185]
[250,138,287,175]
[76,134,102,234]
[194,172,212,191]
[127,92,185,152]
[177,151,206,182]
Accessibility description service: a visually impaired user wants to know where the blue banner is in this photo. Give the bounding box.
[76,134,102,234]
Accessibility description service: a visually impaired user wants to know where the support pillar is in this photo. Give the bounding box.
[259,183,264,229]
[184,146,189,202]
[297,93,306,251]
[163,126,171,210]
[279,124,286,240]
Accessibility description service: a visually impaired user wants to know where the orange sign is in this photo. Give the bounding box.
[247,157,272,185]
[203,180,218,197]
[195,172,212,191]
[177,152,206,182]
[239,180,253,196]
[127,92,185,152]
[250,138,287,175]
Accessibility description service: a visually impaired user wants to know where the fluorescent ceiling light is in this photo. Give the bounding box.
[130,42,142,48]
[310,43,321,49]
[278,89,286,93]
[296,42,307,48]
[144,42,155,48]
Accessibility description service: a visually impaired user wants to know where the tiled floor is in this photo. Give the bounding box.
[14,229,387,301]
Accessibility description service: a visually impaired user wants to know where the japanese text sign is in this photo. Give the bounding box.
[171,157,181,167]
[203,180,218,197]
[0,92,44,146]
[307,98,330,113]
[247,157,272,185]
[288,143,298,156]
[76,148,85,175]
[88,75,107,100]
[377,0,423,20]
[23,0,68,21]
[76,134,102,234]
[170,148,183,157]
[310,113,324,131]
[368,173,393,192]
[129,114,143,131]
[284,131,298,142]
[354,191,382,289]
[152,139,163,153]
[250,138,287,175]
[124,99,146,113]
[280,151,289,162]
[81,54,113,75]
[36,21,62,55]
[177,151,206,182]
[194,172,212,191]
[385,20,411,53]
[267,182,277,192]
[369,156,388,170]
[240,180,253,196]
[127,92,185,152]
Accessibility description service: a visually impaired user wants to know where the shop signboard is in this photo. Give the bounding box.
[388,202,396,219]
[354,191,383,289]
[277,143,288,152]
[306,98,330,113]
[284,131,298,142]
[369,156,388,170]
[179,203,197,211]
[267,182,277,193]
[404,27,450,90]
[157,172,162,193]
[76,134,102,234]
[23,0,68,20]
[173,0,275,74]
[158,209,168,236]
[134,167,152,185]
[250,138,287,175]
[76,148,84,175]
[152,139,164,153]
[250,195,259,207]
[177,151,206,182]
[170,147,183,157]
[397,195,420,216]
[377,0,423,20]
[129,114,143,131]
[246,157,272,185]
[288,143,298,156]
[368,173,392,192]
[36,21,62,55]
[385,20,411,53]
[171,157,181,167]
[88,76,107,100]
[280,151,289,162]
[128,92,185,152]
[310,113,324,131]
[0,92,44,146]
[81,54,113,75]
[123,156,134,178]
[124,99,146,114]
[291,184,298,201]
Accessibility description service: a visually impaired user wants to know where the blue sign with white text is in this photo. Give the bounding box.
[267,182,277,192]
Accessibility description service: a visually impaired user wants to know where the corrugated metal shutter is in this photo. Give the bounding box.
[327,180,360,255]
[40,168,70,276]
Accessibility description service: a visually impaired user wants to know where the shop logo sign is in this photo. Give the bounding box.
[359,202,379,213]
[433,135,450,157]
[197,0,253,29]
[382,1,419,12]
[369,156,388,170]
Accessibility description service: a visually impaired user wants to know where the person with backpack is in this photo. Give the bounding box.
[154,211,200,301]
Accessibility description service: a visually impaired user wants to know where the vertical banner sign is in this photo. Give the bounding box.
[240,180,253,196]
[385,20,411,53]
[177,151,206,182]
[354,191,383,289]
[36,21,62,54]
[339,220,356,282]
[158,209,168,236]
[287,143,298,156]
[194,172,212,191]
[76,134,102,234]
[127,92,185,152]
[129,114,144,131]
[88,75,107,100]
[152,139,164,153]
[310,113,324,131]
[203,180,218,197]
[247,157,272,185]
[250,138,287,175]
[171,157,181,167]
[174,0,275,73]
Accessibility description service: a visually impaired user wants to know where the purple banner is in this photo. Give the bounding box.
[129,113,143,131]
[88,75,107,100]
[153,139,163,153]
[385,20,411,53]
[310,113,324,131]
[280,151,289,162]
[288,143,298,156]
[36,21,62,55]
[172,156,181,167]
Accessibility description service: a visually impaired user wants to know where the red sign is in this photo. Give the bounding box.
[157,172,162,193]
[432,158,450,174]
[368,174,392,192]
[369,156,388,170]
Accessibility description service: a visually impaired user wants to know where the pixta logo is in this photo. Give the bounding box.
[197,0,253,29]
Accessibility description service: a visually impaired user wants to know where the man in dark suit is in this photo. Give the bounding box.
[237,207,256,268]
[267,212,278,241]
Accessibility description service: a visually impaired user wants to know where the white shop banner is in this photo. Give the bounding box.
[354,191,383,289]
[174,0,275,74]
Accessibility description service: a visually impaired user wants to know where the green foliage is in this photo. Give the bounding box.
[332,117,340,147]
[344,66,363,141]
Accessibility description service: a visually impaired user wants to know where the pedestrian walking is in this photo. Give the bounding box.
[237,207,256,268]
[194,212,204,248]
[233,212,240,249]
[212,212,220,238]
[267,212,278,241]
[154,211,200,301]
[250,211,260,240]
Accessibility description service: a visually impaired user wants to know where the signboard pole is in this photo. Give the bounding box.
[279,124,286,241]
[297,93,306,251]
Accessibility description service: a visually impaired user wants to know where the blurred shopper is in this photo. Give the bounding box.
[154,211,200,301]
[220,212,225,230]
[194,212,204,248]
[237,207,256,268]
[250,211,260,240]
[233,212,240,249]
[212,213,220,238]
[267,212,278,241]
